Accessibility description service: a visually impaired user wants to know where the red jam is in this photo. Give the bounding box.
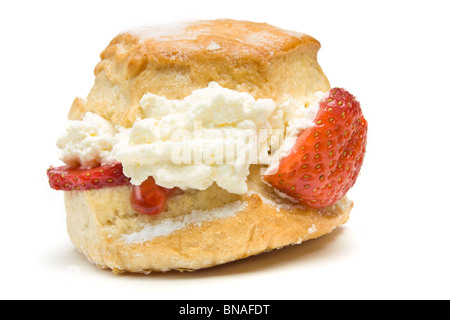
[131,177,178,215]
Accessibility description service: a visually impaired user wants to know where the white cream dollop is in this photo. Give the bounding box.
[56,112,117,168]
[113,82,277,194]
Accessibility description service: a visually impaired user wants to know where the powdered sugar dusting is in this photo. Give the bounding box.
[123,201,247,244]
[129,21,200,42]
[282,29,306,39]
[332,196,352,212]
[245,31,277,46]
[271,187,299,203]
[308,224,317,234]
[207,41,221,50]
[128,20,306,46]
[248,191,304,212]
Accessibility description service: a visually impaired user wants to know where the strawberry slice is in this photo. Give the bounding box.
[264,88,368,208]
[47,162,131,191]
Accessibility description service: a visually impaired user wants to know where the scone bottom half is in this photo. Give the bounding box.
[47,19,367,273]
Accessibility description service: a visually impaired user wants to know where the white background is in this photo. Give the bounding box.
[1,0,449,300]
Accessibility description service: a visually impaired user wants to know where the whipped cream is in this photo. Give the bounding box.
[114,82,277,194]
[57,112,117,168]
[57,83,323,194]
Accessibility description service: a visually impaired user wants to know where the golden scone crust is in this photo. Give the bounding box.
[69,19,330,127]
[63,19,350,273]
[64,166,352,272]
[65,180,352,273]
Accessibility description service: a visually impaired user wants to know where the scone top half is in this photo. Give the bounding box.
[69,19,330,127]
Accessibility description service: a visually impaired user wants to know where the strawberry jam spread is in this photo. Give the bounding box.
[47,162,176,215]
[131,177,178,215]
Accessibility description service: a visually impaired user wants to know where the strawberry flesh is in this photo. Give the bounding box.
[264,88,368,208]
[47,162,130,191]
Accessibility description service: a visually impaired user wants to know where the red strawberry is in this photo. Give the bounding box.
[264,88,367,208]
[47,162,131,191]
[131,177,179,215]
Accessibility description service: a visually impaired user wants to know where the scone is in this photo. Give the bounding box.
[47,19,367,273]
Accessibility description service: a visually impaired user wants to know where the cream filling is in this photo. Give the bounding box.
[56,83,324,194]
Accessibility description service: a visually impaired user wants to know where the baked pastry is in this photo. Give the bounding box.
[47,19,367,273]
